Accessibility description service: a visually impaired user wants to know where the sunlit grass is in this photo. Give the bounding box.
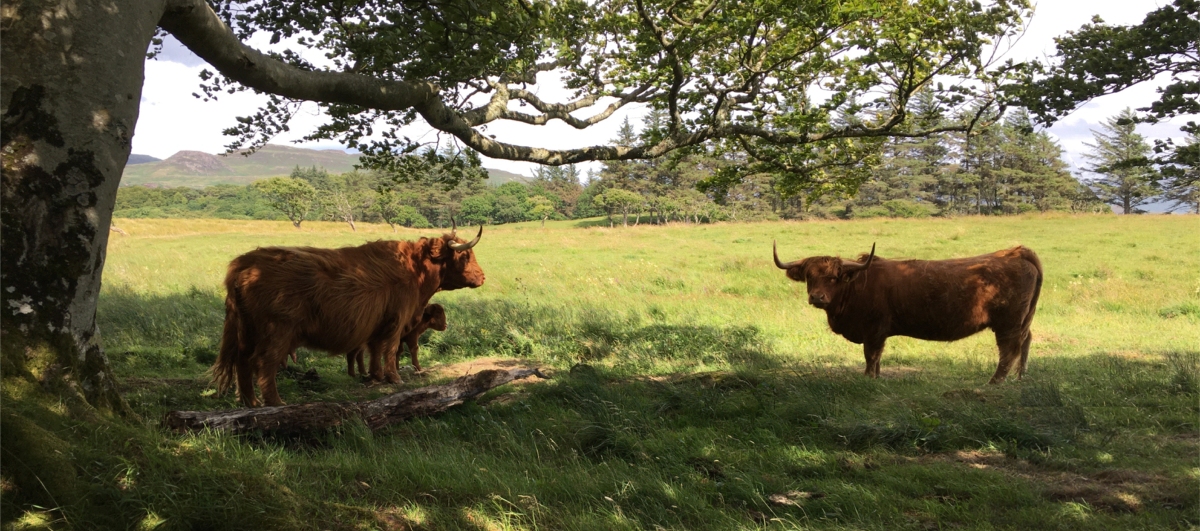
[4,214,1197,529]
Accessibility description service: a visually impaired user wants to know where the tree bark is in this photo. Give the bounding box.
[2,0,165,415]
[163,367,549,435]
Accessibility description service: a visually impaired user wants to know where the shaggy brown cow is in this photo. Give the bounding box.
[346,304,447,377]
[773,243,1043,383]
[214,226,484,407]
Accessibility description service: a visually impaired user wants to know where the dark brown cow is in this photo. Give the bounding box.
[213,226,484,407]
[346,303,447,377]
[773,243,1043,383]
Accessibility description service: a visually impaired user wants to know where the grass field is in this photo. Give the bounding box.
[6,214,1199,530]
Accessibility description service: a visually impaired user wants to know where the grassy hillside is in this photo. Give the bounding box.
[121,144,538,189]
[120,144,362,187]
[5,215,1197,529]
[485,167,532,187]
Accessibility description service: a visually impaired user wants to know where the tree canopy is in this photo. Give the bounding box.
[1014,0,1198,130]
[169,0,1033,181]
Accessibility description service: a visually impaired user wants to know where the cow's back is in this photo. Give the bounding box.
[856,248,1041,342]
[227,241,412,352]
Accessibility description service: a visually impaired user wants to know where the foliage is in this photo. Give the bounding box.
[1014,0,1199,170]
[193,0,1035,190]
[1015,0,1198,130]
[595,188,643,226]
[250,176,318,228]
[1159,132,1200,213]
[113,184,282,221]
[526,195,555,227]
[1083,109,1161,214]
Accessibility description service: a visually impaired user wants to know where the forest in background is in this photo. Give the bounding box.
[114,99,1199,228]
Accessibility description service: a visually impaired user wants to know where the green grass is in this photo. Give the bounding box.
[4,214,1199,530]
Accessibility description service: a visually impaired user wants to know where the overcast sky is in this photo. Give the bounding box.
[133,0,1192,179]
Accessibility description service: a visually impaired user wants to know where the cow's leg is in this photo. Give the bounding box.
[235,349,260,408]
[863,340,885,378]
[407,337,421,372]
[368,335,404,384]
[345,347,361,377]
[1017,329,1033,379]
[990,332,1024,384]
[257,342,292,406]
[356,349,366,378]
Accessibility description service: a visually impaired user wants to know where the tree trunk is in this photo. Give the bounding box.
[2,0,167,416]
[164,368,548,435]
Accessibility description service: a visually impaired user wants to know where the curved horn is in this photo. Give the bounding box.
[449,225,482,251]
[842,242,876,272]
[450,217,458,238]
[773,241,803,269]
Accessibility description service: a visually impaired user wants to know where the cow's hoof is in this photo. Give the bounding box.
[384,373,402,384]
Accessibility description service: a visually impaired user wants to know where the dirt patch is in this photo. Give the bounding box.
[941,388,988,402]
[767,490,825,507]
[423,357,553,385]
[374,507,421,531]
[878,366,923,378]
[927,450,1178,513]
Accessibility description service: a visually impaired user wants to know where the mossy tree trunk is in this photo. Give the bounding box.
[1,0,166,416]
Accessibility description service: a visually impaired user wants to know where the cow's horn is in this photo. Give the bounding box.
[773,241,803,269]
[450,217,458,238]
[843,242,876,272]
[449,225,482,251]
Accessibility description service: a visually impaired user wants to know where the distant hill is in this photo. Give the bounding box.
[121,144,361,187]
[121,144,534,189]
[126,154,161,165]
[485,168,531,187]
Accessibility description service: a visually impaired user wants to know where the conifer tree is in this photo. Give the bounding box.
[1083,108,1160,214]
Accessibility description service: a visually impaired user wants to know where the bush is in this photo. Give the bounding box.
[852,199,937,219]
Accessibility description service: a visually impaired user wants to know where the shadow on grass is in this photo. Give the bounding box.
[78,286,1199,529]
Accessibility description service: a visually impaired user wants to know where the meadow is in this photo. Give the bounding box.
[7,214,1199,530]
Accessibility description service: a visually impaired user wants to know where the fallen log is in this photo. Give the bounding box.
[163,367,549,435]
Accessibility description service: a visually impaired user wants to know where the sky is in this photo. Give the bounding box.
[133,0,1192,180]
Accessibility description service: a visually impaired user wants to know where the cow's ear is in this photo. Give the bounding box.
[786,258,810,282]
[429,236,450,260]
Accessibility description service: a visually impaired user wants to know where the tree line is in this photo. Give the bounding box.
[116,105,1198,227]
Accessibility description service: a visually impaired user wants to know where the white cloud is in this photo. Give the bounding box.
[134,1,1194,177]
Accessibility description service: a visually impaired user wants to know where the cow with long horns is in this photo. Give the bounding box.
[773,243,1043,383]
[214,223,484,407]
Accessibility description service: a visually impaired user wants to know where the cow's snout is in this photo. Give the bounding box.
[808,293,829,308]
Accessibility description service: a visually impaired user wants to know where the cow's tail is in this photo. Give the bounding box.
[1016,246,1043,376]
[1018,246,1044,333]
[212,266,249,396]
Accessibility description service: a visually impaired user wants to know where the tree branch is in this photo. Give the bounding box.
[160,0,658,164]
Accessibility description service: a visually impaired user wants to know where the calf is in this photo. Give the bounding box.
[773,243,1043,383]
[347,304,447,377]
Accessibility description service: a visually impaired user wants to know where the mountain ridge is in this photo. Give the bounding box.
[123,144,532,188]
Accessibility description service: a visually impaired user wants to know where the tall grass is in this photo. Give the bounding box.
[4,214,1197,530]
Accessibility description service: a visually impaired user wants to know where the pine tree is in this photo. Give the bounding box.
[1083,108,1161,214]
[1160,132,1200,213]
